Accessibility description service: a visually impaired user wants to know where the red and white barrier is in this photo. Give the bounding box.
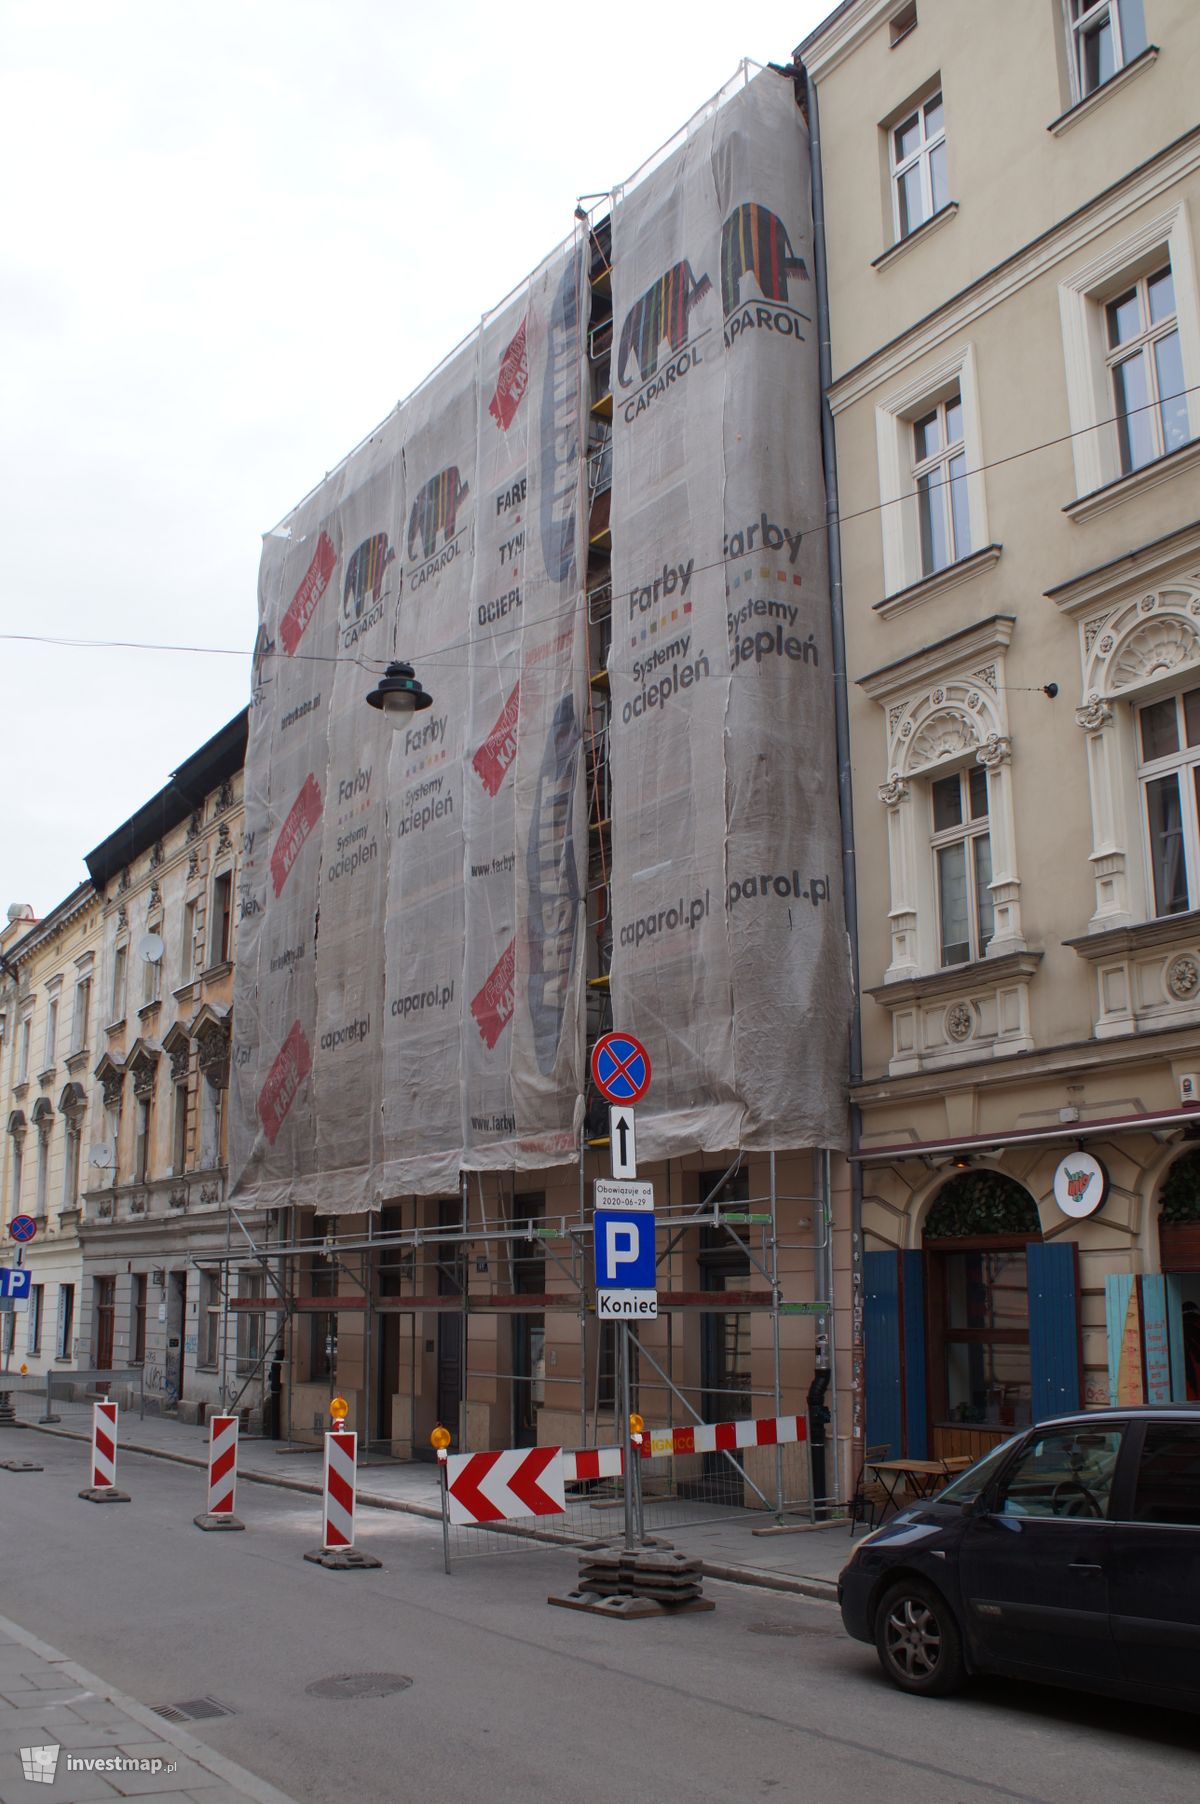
[322,1430,358,1550]
[642,1413,805,1458]
[92,1401,118,1488]
[561,1414,806,1481]
[206,1414,239,1516]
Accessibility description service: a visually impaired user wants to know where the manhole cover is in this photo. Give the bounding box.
[305,1673,413,1701]
[152,1697,236,1724]
[746,1620,834,1639]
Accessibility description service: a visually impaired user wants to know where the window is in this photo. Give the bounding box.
[890,90,946,240]
[937,1245,1031,1430]
[26,1284,42,1358]
[142,930,162,1006]
[913,393,970,576]
[131,1273,147,1365]
[110,944,127,1022]
[200,1271,221,1368]
[71,976,91,1054]
[9,1136,23,1215]
[55,1283,75,1360]
[16,1011,31,1085]
[889,2,918,48]
[199,1081,224,1169]
[134,1095,152,1184]
[62,1118,82,1209]
[237,1272,264,1375]
[210,872,233,966]
[1137,685,1200,917]
[1106,264,1189,476]
[931,766,994,965]
[34,1130,49,1219]
[308,1236,338,1383]
[43,994,59,1069]
[1132,1422,1200,1526]
[1059,208,1199,506]
[181,899,197,984]
[998,1425,1122,1518]
[875,345,990,601]
[1066,0,1146,99]
[172,1081,189,1176]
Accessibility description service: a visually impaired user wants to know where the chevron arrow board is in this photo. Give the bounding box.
[446,1447,566,1526]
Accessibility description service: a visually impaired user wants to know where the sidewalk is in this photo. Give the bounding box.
[0,1614,299,1804]
[7,1413,853,1600]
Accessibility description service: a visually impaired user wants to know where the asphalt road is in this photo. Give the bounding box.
[2,1433,1198,1804]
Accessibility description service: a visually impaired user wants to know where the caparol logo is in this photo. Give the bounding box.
[721,201,810,348]
[407,467,470,586]
[617,259,712,390]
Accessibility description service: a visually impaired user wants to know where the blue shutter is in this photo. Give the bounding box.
[864,1251,902,1458]
[901,1251,928,1458]
[1027,1241,1081,1421]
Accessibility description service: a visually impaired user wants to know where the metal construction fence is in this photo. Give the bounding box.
[439,1413,825,1571]
[0,1368,145,1426]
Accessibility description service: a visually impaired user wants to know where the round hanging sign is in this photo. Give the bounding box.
[1052,1150,1108,1220]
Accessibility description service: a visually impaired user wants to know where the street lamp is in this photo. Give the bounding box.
[365,660,433,724]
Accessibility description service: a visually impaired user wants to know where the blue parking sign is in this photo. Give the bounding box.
[0,1268,31,1300]
[593,1179,657,1319]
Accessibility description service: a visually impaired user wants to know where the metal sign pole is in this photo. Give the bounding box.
[620,1321,635,1551]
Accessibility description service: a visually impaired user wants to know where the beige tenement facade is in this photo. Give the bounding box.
[1,887,102,1378]
[801,0,1200,1457]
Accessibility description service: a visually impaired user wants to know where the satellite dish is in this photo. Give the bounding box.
[90,1141,115,1170]
[136,932,165,963]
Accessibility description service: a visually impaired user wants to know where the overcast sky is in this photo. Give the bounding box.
[1,0,829,920]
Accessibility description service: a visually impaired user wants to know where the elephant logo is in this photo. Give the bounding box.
[617,260,712,388]
[720,203,809,318]
[343,533,395,621]
[407,468,470,561]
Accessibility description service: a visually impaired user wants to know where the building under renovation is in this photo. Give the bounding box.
[224,65,857,1501]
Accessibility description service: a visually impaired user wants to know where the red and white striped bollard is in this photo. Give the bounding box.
[194,1413,245,1531]
[79,1399,130,1503]
[304,1416,381,1569]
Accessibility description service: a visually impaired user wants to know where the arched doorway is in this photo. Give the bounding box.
[923,1172,1042,1457]
[863,1167,1082,1462]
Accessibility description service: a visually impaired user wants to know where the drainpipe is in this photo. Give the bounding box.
[805,64,866,1502]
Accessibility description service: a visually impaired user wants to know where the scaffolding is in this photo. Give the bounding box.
[212,199,841,1510]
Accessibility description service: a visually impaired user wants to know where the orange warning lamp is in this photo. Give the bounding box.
[18,1364,27,1376]
[329,1395,349,1426]
[430,1425,452,1451]
[629,1411,644,1445]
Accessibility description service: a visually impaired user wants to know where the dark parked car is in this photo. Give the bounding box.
[838,1406,1200,1709]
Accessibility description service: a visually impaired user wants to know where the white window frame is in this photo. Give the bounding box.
[180,898,197,984]
[1105,264,1189,476]
[1064,0,1146,103]
[888,86,947,243]
[930,765,995,966]
[62,1115,82,1210]
[912,392,971,578]
[1135,685,1200,919]
[43,990,59,1070]
[34,1125,50,1220]
[55,1283,74,1361]
[9,1134,23,1215]
[199,1270,221,1369]
[1059,206,1200,502]
[876,344,989,598]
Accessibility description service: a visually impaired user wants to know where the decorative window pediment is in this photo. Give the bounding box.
[6,1110,26,1137]
[188,1003,231,1089]
[30,1096,54,1134]
[162,1021,192,1082]
[125,1039,161,1100]
[58,1082,87,1120]
[94,1053,125,1110]
[1080,581,1200,710]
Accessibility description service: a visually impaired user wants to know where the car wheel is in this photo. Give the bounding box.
[873,1579,965,1697]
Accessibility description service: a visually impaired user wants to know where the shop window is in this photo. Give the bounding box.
[131,1273,147,1365]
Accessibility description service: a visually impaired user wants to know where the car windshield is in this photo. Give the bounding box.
[936,1433,1024,1505]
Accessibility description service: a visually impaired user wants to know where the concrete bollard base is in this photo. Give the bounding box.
[194,1512,246,1531]
[303,1547,383,1570]
[78,1486,131,1503]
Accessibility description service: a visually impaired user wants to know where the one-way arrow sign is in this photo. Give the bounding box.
[445,1447,567,1526]
[609,1106,637,1179]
